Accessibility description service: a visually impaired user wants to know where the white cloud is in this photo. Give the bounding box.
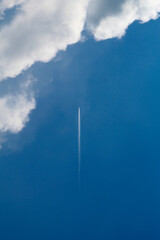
[87,0,160,40]
[0,0,160,138]
[0,75,36,148]
[0,0,159,81]
[0,84,35,133]
[0,0,89,80]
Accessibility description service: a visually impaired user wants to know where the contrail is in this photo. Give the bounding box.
[78,107,81,183]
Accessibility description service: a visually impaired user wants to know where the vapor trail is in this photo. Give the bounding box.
[78,107,81,183]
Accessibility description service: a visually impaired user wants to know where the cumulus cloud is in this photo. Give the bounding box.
[0,0,159,81]
[87,0,160,40]
[0,0,160,139]
[0,78,35,133]
[0,93,35,133]
[0,0,89,80]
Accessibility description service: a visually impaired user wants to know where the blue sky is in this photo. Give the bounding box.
[1,1,160,239]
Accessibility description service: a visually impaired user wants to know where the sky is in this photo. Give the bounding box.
[1,0,160,239]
